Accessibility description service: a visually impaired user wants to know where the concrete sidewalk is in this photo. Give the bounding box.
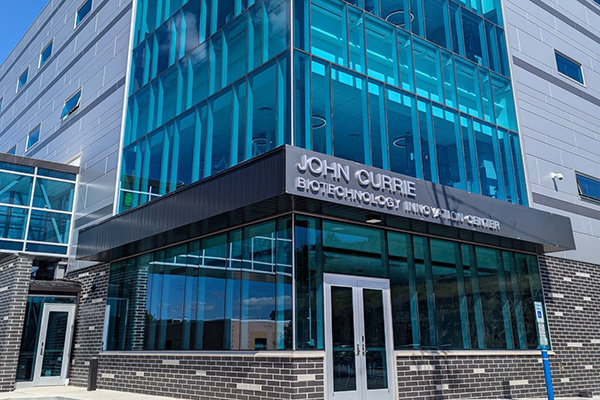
[2,387,599,400]
[0,386,174,400]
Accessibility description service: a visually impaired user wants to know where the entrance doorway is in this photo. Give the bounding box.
[324,274,395,400]
[32,303,76,386]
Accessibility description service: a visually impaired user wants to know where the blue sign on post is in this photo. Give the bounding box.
[535,301,554,400]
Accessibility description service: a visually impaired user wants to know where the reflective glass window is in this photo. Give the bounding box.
[0,206,28,240]
[498,129,517,204]
[576,173,600,202]
[491,74,517,131]
[424,0,451,49]
[413,38,443,103]
[27,210,71,244]
[397,30,414,92]
[348,6,365,74]
[26,126,41,151]
[207,88,233,175]
[386,88,419,178]
[32,179,75,212]
[462,10,487,66]
[17,69,28,93]
[311,60,332,155]
[460,116,480,194]
[225,16,248,85]
[433,106,465,190]
[509,132,527,206]
[265,0,289,59]
[475,121,504,200]
[479,68,495,123]
[381,0,411,30]
[8,146,16,155]
[417,100,436,182]
[413,236,436,348]
[39,41,53,68]
[365,14,398,85]
[76,0,93,27]
[310,0,346,65]
[0,171,33,206]
[368,81,387,169]
[61,90,82,120]
[456,59,482,119]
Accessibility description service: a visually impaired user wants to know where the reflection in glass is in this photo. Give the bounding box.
[40,311,68,377]
[363,289,388,389]
[32,179,75,212]
[27,211,71,244]
[331,286,356,392]
[0,172,33,206]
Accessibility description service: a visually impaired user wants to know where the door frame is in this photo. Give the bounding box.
[324,273,396,400]
[33,303,76,386]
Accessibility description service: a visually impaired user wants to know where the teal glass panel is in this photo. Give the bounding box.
[25,243,68,255]
[388,232,418,349]
[265,0,289,59]
[396,30,414,93]
[476,246,511,349]
[37,169,76,182]
[27,210,71,244]
[479,68,495,123]
[182,0,201,53]
[348,6,365,74]
[322,219,385,277]
[0,171,33,206]
[462,10,487,66]
[0,206,28,240]
[368,81,387,169]
[248,62,278,157]
[207,88,232,175]
[158,245,187,350]
[40,42,53,67]
[503,251,527,349]
[209,32,224,95]
[496,28,509,77]
[386,88,419,178]
[424,0,451,49]
[498,129,517,204]
[365,14,398,85]
[430,239,469,349]
[294,52,310,149]
[509,132,527,206]
[249,3,263,70]
[189,42,209,106]
[310,60,332,155]
[16,297,43,382]
[448,2,463,55]
[76,0,93,26]
[432,105,465,190]
[491,74,518,131]
[381,0,410,30]
[475,121,505,200]
[485,22,500,75]
[294,0,308,50]
[413,236,436,348]
[460,116,480,194]
[225,16,248,85]
[461,244,485,349]
[409,0,424,36]
[310,0,347,65]
[456,58,482,119]
[212,0,234,33]
[482,0,502,26]
[160,65,180,125]
[413,38,443,103]
[332,67,369,164]
[417,100,436,183]
[441,51,457,108]
[32,179,75,212]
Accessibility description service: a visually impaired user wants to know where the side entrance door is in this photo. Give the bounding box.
[33,303,76,386]
[324,274,395,400]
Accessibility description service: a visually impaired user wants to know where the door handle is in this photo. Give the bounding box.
[356,344,360,356]
[39,342,44,356]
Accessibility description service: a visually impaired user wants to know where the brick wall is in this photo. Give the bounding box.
[97,353,324,400]
[539,255,600,397]
[67,263,110,387]
[397,353,545,399]
[0,255,33,392]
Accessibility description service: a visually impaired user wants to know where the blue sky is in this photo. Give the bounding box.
[0,1,50,65]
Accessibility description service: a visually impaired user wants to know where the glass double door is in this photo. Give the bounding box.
[324,274,395,400]
[33,304,76,386]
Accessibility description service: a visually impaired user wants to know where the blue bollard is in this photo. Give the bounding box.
[541,346,554,400]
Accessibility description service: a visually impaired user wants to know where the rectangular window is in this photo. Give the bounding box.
[75,0,92,27]
[39,41,53,67]
[8,146,16,155]
[555,51,584,84]
[576,173,600,202]
[61,90,82,120]
[0,97,3,112]
[17,68,29,93]
[26,125,41,151]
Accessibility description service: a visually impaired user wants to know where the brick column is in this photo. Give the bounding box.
[0,255,33,392]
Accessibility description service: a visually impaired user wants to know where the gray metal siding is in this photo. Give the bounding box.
[505,0,600,264]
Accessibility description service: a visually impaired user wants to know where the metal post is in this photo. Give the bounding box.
[541,346,554,400]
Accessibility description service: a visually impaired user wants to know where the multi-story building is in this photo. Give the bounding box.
[0,0,597,399]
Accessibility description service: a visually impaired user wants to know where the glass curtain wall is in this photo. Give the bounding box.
[121,0,290,211]
[295,215,548,351]
[0,162,76,255]
[293,0,526,205]
[106,217,293,351]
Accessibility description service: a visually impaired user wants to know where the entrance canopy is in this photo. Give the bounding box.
[77,146,575,262]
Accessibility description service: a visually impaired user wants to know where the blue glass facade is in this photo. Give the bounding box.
[120,0,526,211]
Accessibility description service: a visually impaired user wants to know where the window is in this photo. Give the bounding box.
[26,125,41,151]
[75,0,92,27]
[576,173,600,202]
[39,41,53,67]
[0,97,3,112]
[17,68,29,93]
[7,146,16,155]
[61,90,82,120]
[555,51,584,84]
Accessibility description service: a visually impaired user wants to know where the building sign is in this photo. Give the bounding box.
[289,149,501,232]
[534,302,549,346]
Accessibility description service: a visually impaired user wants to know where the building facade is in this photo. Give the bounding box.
[0,0,598,399]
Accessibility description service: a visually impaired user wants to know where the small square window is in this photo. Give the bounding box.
[17,68,29,93]
[75,0,93,27]
[61,90,82,120]
[7,145,16,155]
[26,125,41,151]
[0,97,3,112]
[40,41,53,68]
[555,51,584,84]
[576,173,600,203]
